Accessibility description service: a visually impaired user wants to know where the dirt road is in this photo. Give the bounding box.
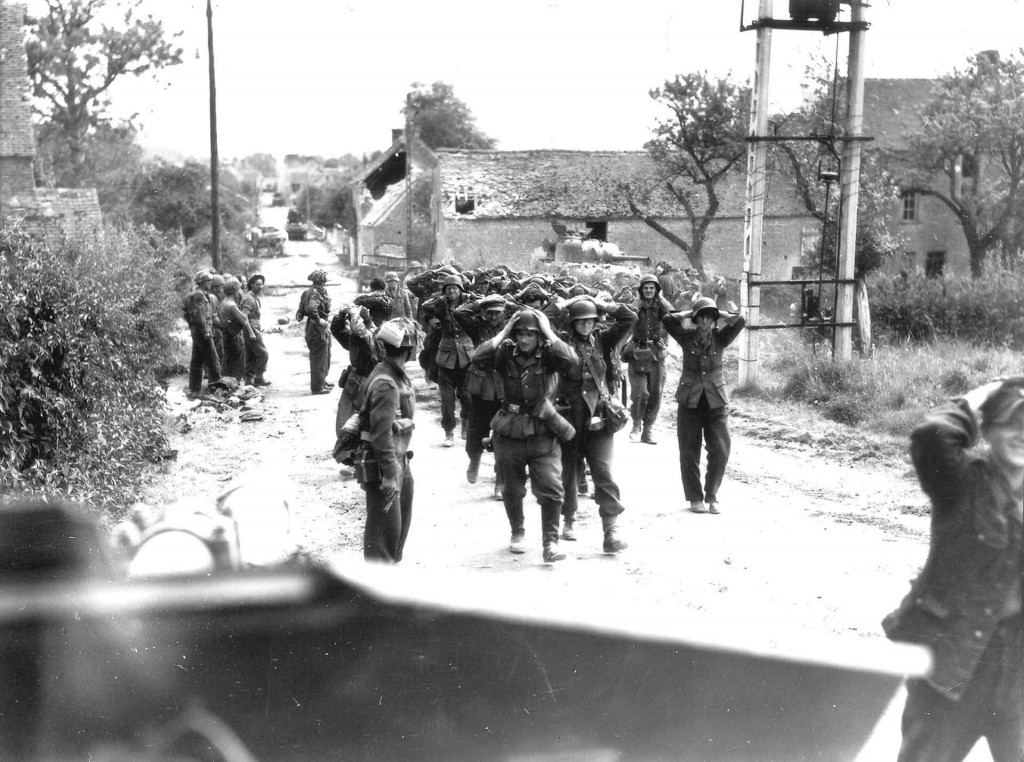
[143,208,993,761]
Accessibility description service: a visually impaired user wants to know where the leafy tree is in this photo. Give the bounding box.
[35,120,144,218]
[403,81,496,150]
[625,73,750,276]
[771,60,903,278]
[239,153,278,179]
[897,51,1024,277]
[128,161,252,241]
[25,0,183,187]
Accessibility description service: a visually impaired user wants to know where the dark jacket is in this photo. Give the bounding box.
[663,311,745,409]
[363,357,416,483]
[187,289,214,337]
[559,304,637,420]
[454,299,509,401]
[422,294,473,370]
[883,399,1024,699]
[472,334,577,439]
[629,294,673,360]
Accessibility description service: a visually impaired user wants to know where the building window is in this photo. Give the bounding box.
[901,192,917,222]
[960,153,976,179]
[454,187,475,214]
[925,250,946,278]
[584,220,608,242]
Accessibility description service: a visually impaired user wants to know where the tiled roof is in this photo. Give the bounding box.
[436,150,681,219]
[436,149,808,220]
[862,79,936,151]
[0,2,35,158]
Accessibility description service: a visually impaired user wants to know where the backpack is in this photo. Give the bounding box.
[183,291,198,325]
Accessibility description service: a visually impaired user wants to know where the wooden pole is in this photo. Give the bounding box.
[405,92,414,267]
[207,0,221,272]
[834,0,866,360]
[738,0,772,389]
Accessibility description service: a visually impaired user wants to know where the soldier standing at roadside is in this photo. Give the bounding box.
[662,297,745,515]
[359,318,420,563]
[240,274,271,387]
[219,278,256,383]
[471,309,578,563]
[209,274,226,367]
[300,269,333,394]
[186,271,221,397]
[557,296,636,552]
[625,274,673,444]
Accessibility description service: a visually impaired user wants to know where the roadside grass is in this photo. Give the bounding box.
[715,331,1017,468]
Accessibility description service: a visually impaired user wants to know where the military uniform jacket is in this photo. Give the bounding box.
[454,300,508,401]
[663,312,745,409]
[423,295,473,370]
[560,304,637,419]
[219,297,253,338]
[239,292,262,332]
[629,295,673,360]
[883,400,1024,699]
[303,285,331,321]
[363,357,416,482]
[473,335,577,439]
[187,289,214,336]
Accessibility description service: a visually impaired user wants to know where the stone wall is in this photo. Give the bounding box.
[4,188,103,242]
[437,215,811,281]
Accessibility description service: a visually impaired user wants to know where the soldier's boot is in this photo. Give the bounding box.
[509,530,526,554]
[542,541,566,563]
[442,430,455,448]
[466,456,480,484]
[561,517,577,541]
[602,515,628,554]
[629,422,642,443]
[243,374,254,386]
[254,375,271,387]
[641,424,657,445]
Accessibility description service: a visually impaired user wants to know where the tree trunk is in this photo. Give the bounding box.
[624,195,706,277]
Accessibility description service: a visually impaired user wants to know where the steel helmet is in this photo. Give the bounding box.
[567,298,598,322]
[514,309,541,332]
[638,274,661,294]
[194,270,212,285]
[441,274,464,290]
[690,296,720,322]
[210,274,226,288]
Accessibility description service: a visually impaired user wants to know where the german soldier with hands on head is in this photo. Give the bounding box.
[662,296,745,515]
[471,308,579,563]
[557,295,637,552]
[883,377,1023,762]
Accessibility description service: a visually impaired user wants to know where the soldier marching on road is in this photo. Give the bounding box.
[625,273,673,444]
[471,309,579,563]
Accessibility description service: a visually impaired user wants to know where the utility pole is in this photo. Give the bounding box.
[738,0,773,390]
[834,0,867,360]
[207,0,221,272]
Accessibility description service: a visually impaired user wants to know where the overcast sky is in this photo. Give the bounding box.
[32,0,1024,161]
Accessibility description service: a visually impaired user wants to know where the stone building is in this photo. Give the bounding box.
[0,1,101,241]
[431,149,815,280]
[862,78,971,279]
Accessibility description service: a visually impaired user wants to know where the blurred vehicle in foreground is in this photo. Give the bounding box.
[0,493,928,761]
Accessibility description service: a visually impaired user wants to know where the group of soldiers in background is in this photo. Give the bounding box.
[326,257,744,563]
[184,269,271,397]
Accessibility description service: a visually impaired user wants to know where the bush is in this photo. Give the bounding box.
[869,268,1024,348]
[0,224,184,511]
